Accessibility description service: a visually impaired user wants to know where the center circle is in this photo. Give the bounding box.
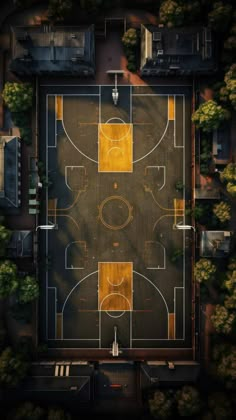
[99,196,133,230]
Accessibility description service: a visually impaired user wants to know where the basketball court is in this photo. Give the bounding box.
[39,84,193,353]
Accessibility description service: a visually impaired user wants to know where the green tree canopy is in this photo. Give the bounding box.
[0,260,18,299]
[11,402,45,420]
[122,28,138,49]
[0,347,29,387]
[192,100,230,132]
[47,408,71,420]
[48,0,73,21]
[223,269,236,294]
[226,182,236,197]
[211,304,236,335]
[212,344,236,389]
[149,390,174,419]
[220,163,236,183]
[176,385,202,417]
[208,1,232,32]
[194,259,216,283]
[0,225,11,256]
[159,0,185,28]
[220,64,236,110]
[18,276,39,304]
[2,82,33,113]
[213,201,231,223]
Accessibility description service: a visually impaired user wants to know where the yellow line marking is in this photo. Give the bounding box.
[168,313,175,339]
[56,96,63,120]
[168,96,175,120]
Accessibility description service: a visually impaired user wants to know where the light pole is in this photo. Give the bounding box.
[36,224,57,231]
[174,221,196,232]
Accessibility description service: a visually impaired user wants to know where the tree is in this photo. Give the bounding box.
[0,260,18,299]
[212,344,236,389]
[18,276,39,304]
[194,259,216,283]
[213,201,231,223]
[176,385,202,417]
[208,2,232,33]
[2,82,33,113]
[207,392,233,419]
[192,100,230,133]
[226,182,236,197]
[220,163,236,183]
[211,304,236,335]
[48,0,73,21]
[0,225,11,256]
[122,28,138,49]
[0,347,29,387]
[223,269,236,294]
[47,408,71,420]
[222,64,236,110]
[159,0,185,28]
[11,402,45,420]
[149,390,174,419]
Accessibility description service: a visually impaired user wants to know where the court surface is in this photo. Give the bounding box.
[39,84,193,351]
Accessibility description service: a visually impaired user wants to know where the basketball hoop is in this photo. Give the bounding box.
[106,70,125,106]
[110,325,122,357]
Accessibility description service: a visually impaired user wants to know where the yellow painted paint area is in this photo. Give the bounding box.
[174,198,185,212]
[168,313,175,339]
[98,262,133,311]
[56,95,63,120]
[173,198,185,225]
[98,124,133,172]
[168,96,175,120]
[56,313,62,339]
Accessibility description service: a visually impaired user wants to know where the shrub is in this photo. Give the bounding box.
[211,304,236,335]
[194,259,216,283]
[2,82,33,113]
[192,100,230,132]
[213,201,231,223]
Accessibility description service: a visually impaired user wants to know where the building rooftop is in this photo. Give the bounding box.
[200,230,233,258]
[10,25,95,76]
[0,136,21,209]
[140,25,217,76]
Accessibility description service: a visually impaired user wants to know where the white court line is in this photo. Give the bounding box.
[174,95,185,148]
[47,94,57,148]
[105,117,125,124]
[99,293,131,311]
[62,271,98,313]
[49,338,100,341]
[99,85,101,123]
[183,97,186,339]
[130,309,132,348]
[174,287,184,340]
[133,120,169,164]
[130,85,132,123]
[61,96,98,163]
[105,311,125,318]
[133,270,169,313]
[145,241,166,270]
[132,93,186,96]
[46,94,49,340]
[65,241,85,270]
[106,276,124,287]
[48,287,57,339]
[99,309,101,348]
[145,165,166,191]
[40,84,192,87]
[65,165,86,192]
